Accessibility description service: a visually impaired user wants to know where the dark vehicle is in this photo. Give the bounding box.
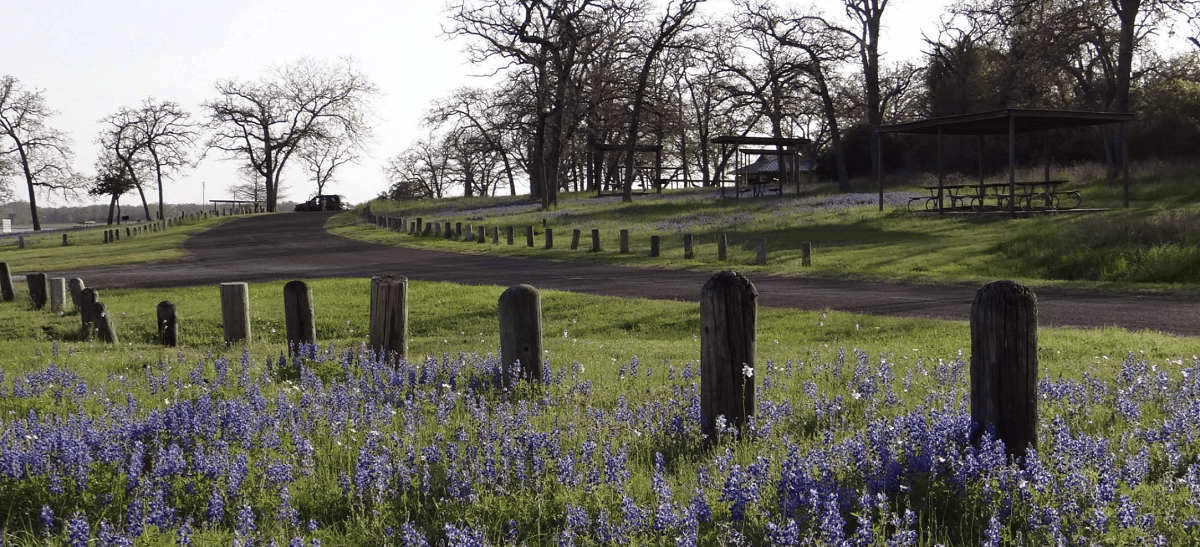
[294,195,344,212]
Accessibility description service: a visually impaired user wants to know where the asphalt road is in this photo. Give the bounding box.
[54,211,1200,336]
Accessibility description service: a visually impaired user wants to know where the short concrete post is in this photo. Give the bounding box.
[26,273,48,310]
[970,280,1039,459]
[718,234,728,261]
[369,275,408,362]
[620,230,629,254]
[284,280,316,352]
[0,262,14,302]
[700,270,757,438]
[220,282,251,345]
[499,284,543,387]
[157,301,179,347]
[68,278,85,308]
[49,278,66,314]
[464,224,473,242]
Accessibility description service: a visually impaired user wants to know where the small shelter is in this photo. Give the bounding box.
[874,108,1135,214]
[587,138,665,196]
[710,135,812,197]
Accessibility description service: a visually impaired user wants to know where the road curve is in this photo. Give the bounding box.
[54,212,1200,336]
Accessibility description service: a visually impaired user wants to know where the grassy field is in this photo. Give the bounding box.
[341,161,1200,294]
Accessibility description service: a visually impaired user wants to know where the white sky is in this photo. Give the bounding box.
[2,0,949,208]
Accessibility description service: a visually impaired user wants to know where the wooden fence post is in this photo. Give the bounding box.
[18,236,24,249]
[718,234,728,261]
[491,226,499,244]
[684,234,694,259]
[49,278,66,314]
[444,221,453,239]
[970,280,1038,459]
[464,224,473,242]
[650,235,660,257]
[80,288,99,337]
[756,239,767,266]
[62,234,69,246]
[545,228,554,249]
[700,270,757,438]
[506,226,515,245]
[284,280,316,352]
[26,273,48,310]
[93,302,119,344]
[526,225,535,247]
[369,275,408,362]
[0,262,13,302]
[220,282,251,345]
[801,242,812,267]
[619,229,630,254]
[499,284,543,387]
[157,301,179,347]
[590,229,601,252]
[68,278,85,308]
[455,222,462,239]
[571,229,581,250]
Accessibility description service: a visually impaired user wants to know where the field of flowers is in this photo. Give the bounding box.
[2,334,1199,547]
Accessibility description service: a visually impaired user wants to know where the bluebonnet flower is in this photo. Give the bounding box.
[207,484,225,525]
[401,522,429,547]
[622,494,648,533]
[278,485,300,529]
[443,522,487,546]
[236,501,256,538]
[178,518,194,547]
[766,518,800,546]
[720,464,759,522]
[66,510,88,547]
[982,513,1002,547]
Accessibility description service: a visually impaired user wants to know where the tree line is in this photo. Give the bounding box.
[383,0,1200,204]
[0,58,375,231]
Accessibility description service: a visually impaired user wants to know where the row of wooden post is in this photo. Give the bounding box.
[362,211,815,268]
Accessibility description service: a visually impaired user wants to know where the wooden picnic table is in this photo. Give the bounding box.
[910,180,1079,212]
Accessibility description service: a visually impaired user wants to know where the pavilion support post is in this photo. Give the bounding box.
[937,126,945,213]
[875,131,884,211]
[1123,121,1131,208]
[1009,116,1017,218]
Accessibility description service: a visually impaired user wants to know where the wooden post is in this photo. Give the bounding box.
[455,222,462,239]
[464,224,473,241]
[18,236,24,249]
[590,229,601,252]
[369,275,408,362]
[104,231,110,244]
[284,280,316,352]
[970,280,1038,459]
[526,226,535,247]
[571,229,581,250]
[684,234,694,259]
[619,230,629,254]
[93,302,119,344]
[157,301,179,347]
[801,242,812,267]
[0,262,13,302]
[444,221,453,239]
[498,284,543,387]
[68,278,85,308]
[416,217,423,234]
[80,288,99,337]
[545,228,554,249]
[718,234,728,261]
[650,235,660,257]
[49,278,66,314]
[220,282,251,345]
[506,226,515,245]
[476,226,485,243]
[62,234,68,246]
[434,223,442,238]
[756,239,767,266]
[700,270,757,438]
[26,273,48,310]
[491,226,499,244]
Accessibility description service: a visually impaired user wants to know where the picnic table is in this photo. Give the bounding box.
[908,180,1079,212]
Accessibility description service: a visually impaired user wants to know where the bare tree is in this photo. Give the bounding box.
[135,100,199,220]
[97,107,154,220]
[425,87,522,196]
[0,75,78,231]
[227,164,286,204]
[382,137,454,200]
[90,153,138,225]
[297,135,358,199]
[204,58,375,212]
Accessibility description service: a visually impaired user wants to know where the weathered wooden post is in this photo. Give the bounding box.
[801,242,812,267]
[369,275,408,362]
[104,231,110,244]
[114,230,119,241]
[434,223,442,238]
[80,288,99,337]
[0,262,14,302]
[416,217,423,234]
[62,234,69,246]
[756,239,767,266]
[619,230,630,254]
[526,226,535,247]
[571,229,581,250]
[590,229,601,252]
[68,278,85,308]
[284,280,316,353]
[18,236,24,249]
[93,302,119,344]
[49,278,66,314]
[455,222,462,239]
[506,226,515,245]
[220,282,251,345]
[476,226,485,243]
[157,301,179,347]
[970,280,1039,459]
[499,284,543,387]
[491,227,499,244]
[444,221,453,239]
[700,270,757,438]
[684,234,695,259]
[26,273,48,310]
[650,235,661,257]
[464,224,473,242]
[718,234,728,261]
[545,228,554,249]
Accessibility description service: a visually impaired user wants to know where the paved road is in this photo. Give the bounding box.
[55,212,1200,336]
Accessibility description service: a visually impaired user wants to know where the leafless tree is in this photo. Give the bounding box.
[425,87,522,196]
[0,75,79,231]
[227,164,287,204]
[136,100,199,220]
[297,135,358,199]
[97,107,154,220]
[204,58,375,212]
[382,137,454,200]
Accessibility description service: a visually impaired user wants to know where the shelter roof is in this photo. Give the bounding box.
[710,135,810,147]
[875,108,1135,136]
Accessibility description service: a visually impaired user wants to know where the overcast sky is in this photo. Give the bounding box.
[3,0,947,208]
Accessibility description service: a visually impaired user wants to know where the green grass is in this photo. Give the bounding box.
[339,161,1200,294]
[0,214,239,272]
